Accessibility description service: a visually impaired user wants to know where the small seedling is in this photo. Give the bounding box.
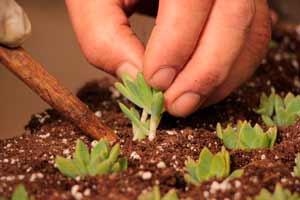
[55,139,127,179]
[115,73,165,141]
[294,153,300,177]
[217,121,277,150]
[256,89,300,127]
[253,184,300,200]
[137,186,179,200]
[0,184,34,200]
[184,147,243,185]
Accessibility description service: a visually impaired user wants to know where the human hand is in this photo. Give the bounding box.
[66,0,272,117]
[0,0,31,48]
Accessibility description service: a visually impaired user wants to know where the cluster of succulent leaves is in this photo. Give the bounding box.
[137,186,178,200]
[184,147,243,185]
[115,73,165,141]
[294,153,300,177]
[256,89,300,127]
[253,184,300,200]
[0,185,34,200]
[216,121,277,150]
[55,139,127,179]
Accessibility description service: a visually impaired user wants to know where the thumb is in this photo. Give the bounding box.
[65,0,144,78]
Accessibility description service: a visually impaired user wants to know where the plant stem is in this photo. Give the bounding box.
[141,109,148,123]
[149,115,157,141]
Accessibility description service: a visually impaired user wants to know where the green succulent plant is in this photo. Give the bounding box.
[253,184,300,200]
[0,184,34,200]
[256,89,300,127]
[184,147,243,185]
[137,186,179,200]
[55,139,127,179]
[216,121,277,150]
[115,73,165,141]
[294,153,300,177]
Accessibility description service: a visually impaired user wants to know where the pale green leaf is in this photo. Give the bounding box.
[162,189,179,200]
[12,185,28,200]
[294,153,300,177]
[229,169,244,178]
[55,156,81,178]
[210,153,226,178]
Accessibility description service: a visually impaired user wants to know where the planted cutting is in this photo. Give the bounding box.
[217,121,277,150]
[137,186,178,200]
[253,184,300,200]
[184,147,243,185]
[256,89,300,127]
[115,73,165,141]
[55,139,127,179]
[294,153,300,177]
[0,184,34,200]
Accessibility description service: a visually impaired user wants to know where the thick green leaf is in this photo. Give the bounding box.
[55,156,81,178]
[138,186,160,200]
[95,160,112,175]
[137,72,153,108]
[254,184,300,200]
[262,115,276,126]
[91,140,109,162]
[162,189,179,200]
[108,144,120,164]
[256,92,275,116]
[294,153,300,177]
[229,169,244,178]
[74,139,90,166]
[197,147,213,180]
[12,185,29,200]
[267,127,277,147]
[119,103,148,133]
[210,153,226,178]
[185,158,200,184]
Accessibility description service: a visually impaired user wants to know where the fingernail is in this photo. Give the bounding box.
[171,92,202,117]
[150,67,177,90]
[116,63,139,79]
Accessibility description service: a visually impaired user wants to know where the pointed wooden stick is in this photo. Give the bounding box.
[0,45,117,142]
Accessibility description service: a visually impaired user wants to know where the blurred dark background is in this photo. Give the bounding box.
[0,0,299,138]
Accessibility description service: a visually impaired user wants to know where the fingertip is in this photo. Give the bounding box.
[145,67,177,90]
[166,92,203,117]
[116,62,140,79]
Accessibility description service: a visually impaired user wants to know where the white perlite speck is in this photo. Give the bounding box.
[71,185,83,200]
[39,133,50,139]
[139,171,152,180]
[94,111,102,118]
[210,180,231,194]
[166,130,177,135]
[157,161,166,169]
[83,188,91,196]
[130,151,141,160]
[261,154,266,160]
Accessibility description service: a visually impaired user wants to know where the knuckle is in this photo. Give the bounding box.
[196,70,227,95]
[223,0,256,29]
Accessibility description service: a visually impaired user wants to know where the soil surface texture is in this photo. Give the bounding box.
[1,29,300,200]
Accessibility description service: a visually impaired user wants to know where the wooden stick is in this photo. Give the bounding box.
[0,45,117,142]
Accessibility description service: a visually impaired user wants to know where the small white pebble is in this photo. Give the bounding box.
[157,161,166,169]
[130,151,141,160]
[83,188,91,196]
[94,111,102,118]
[140,171,152,180]
[261,154,266,160]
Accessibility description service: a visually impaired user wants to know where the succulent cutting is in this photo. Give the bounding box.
[115,73,165,141]
[55,139,127,179]
[137,186,178,200]
[217,121,277,150]
[253,184,300,200]
[256,89,300,127]
[184,147,243,185]
[0,185,34,200]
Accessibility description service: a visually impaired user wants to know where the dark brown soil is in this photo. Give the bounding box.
[1,28,300,200]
